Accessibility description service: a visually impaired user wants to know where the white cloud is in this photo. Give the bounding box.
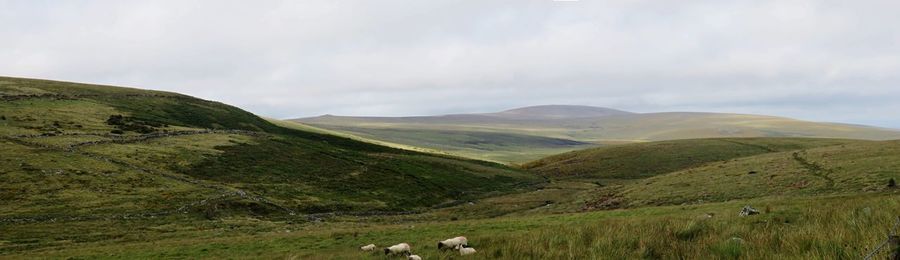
[1,0,899,127]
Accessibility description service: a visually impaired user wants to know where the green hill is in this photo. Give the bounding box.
[4,77,900,259]
[521,136,899,209]
[294,106,900,164]
[523,138,865,179]
[614,140,900,207]
[0,76,541,220]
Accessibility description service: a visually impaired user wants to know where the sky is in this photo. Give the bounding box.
[2,0,900,128]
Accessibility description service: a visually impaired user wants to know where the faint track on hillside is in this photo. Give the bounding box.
[791,151,835,188]
[718,139,837,188]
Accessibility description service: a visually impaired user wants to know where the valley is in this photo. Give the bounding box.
[1,77,899,259]
[295,105,900,164]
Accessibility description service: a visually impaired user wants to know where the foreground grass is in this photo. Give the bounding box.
[4,193,897,259]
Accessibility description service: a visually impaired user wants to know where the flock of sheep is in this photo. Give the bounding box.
[359,236,475,258]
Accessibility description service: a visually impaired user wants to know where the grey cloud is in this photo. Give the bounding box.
[1,0,899,127]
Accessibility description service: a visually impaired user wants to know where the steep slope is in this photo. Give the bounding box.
[0,76,541,221]
[294,106,900,163]
[524,138,865,179]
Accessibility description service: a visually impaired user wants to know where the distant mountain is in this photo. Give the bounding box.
[484,105,634,119]
[294,105,900,163]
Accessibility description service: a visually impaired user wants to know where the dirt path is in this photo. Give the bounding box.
[791,151,835,188]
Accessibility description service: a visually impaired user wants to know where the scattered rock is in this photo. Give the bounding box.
[739,205,760,217]
[730,237,744,244]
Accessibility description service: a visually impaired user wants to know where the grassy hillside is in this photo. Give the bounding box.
[294,107,900,164]
[521,137,899,208]
[615,140,900,207]
[524,138,864,179]
[267,118,454,156]
[0,76,541,221]
[4,77,900,259]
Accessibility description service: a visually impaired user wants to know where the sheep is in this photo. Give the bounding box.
[437,236,468,251]
[360,244,376,251]
[407,254,422,260]
[384,243,411,256]
[459,245,477,256]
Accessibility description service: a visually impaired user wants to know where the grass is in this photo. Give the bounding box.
[4,76,900,259]
[0,140,218,217]
[4,193,897,259]
[0,76,541,220]
[523,138,864,179]
[179,136,537,212]
[616,140,900,207]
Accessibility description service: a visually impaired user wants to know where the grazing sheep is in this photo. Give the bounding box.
[360,244,376,251]
[459,246,477,256]
[437,236,468,251]
[408,254,422,260]
[384,243,411,256]
[739,205,760,216]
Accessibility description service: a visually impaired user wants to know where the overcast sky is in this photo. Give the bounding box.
[2,0,900,127]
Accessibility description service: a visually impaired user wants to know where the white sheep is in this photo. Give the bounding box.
[437,236,468,251]
[407,254,422,260]
[360,244,376,251]
[384,243,411,256]
[459,245,477,256]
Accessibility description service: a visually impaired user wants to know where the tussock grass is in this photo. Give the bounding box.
[5,194,896,259]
